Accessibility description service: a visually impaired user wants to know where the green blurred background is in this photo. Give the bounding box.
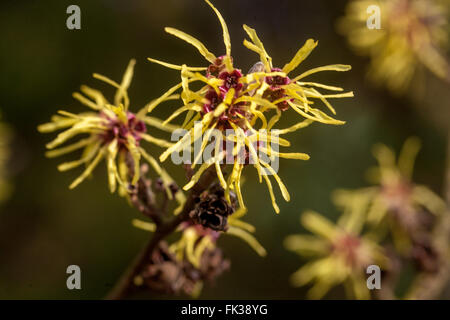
[0,0,449,299]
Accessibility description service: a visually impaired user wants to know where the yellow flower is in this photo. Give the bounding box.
[242,24,353,125]
[147,0,353,213]
[284,210,386,299]
[134,207,266,268]
[133,208,266,296]
[38,60,180,200]
[337,0,449,93]
[333,137,447,252]
[0,116,12,204]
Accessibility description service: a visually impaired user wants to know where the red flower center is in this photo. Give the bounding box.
[101,111,147,149]
[332,234,363,268]
[264,68,291,111]
[218,69,243,91]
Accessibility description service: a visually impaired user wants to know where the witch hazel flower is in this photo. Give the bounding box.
[146,0,350,213]
[337,0,450,93]
[242,24,354,124]
[38,60,183,206]
[284,209,387,299]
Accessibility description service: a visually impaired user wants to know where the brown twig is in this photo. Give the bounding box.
[406,129,450,299]
[105,166,217,300]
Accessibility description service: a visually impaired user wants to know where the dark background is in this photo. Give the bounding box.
[0,0,448,299]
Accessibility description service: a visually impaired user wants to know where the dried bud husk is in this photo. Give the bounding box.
[169,182,179,196]
[153,177,164,192]
[137,241,231,296]
[190,185,235,231]
[411,236,440,273]
[137,241,185,294]
[198,247,230,282]
[182,247,230,295]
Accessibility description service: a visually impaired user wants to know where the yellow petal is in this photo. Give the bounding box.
[261,174,280,213]
[72,92,100,110]
[45,137,94,158]
[242,24,272,71]
[57,142,101,171]
[140,133,173,148]
[282,39,318,74]
[165,27,216,63]
[114,59,136,110]
[69,147,106,189]
[293,64,352,82]
[277,119,314,135]
[146,82,183,113]
[106,140,118,193]
[142,116,179,132]
[126,135,141,185]
[132,219,156,232]
[260,160,290,201]
[227,226,267,257]
[301,210,338,240]
[147,57,207,71]
[204,0,231,57]
[398,136,421,180]
[183,162,212,191]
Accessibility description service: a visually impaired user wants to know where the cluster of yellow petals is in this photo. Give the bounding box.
[286,137,448,299]
[284,209,387,299]
[38,60,185,212]
[337,0,449,92]
[147,0,353,214]
[334,137,446,251]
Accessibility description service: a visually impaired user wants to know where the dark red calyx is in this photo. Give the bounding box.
[101,111,147,148]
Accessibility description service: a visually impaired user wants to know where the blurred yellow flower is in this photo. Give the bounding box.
[338,0,449,92]
[38,60,182,204]
[284,210,386,299]
[334,137,447,252]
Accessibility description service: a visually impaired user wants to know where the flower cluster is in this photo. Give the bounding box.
[148,0,353,213]
[38,60,185,208]
[39,0,354,299]
[285,209,387,299]
[286,138,448,299]
[334,137,446,253]
[338,0,449,92]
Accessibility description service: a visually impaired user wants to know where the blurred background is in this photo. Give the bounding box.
[0,0,449,299]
